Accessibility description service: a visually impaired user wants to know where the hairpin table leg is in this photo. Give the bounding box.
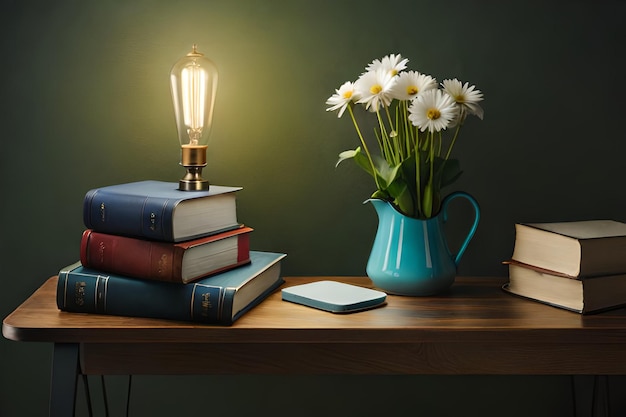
[572,375,611,417]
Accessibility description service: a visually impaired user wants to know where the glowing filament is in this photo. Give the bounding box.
[181,62,207,144]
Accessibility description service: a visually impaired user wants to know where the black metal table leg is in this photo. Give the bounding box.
[49,343,80,417]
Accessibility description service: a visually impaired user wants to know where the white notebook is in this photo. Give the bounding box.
[281,280,387,313]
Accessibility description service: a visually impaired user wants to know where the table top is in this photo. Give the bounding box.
[5,275,626,345]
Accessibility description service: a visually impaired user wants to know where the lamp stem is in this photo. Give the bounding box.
[179,145,209,191]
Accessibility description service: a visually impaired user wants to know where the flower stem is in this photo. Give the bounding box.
[384,105,400,159]
[415,133,422,217]
[376,110,396,165]
[444,115,464,160]
[348,105,381,188]
[427,132,435,216]
[401,101,413,157]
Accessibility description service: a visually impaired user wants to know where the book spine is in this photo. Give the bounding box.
[83,189,176,241]
[237,232,250,263]
[56,266,235,324]
[80,230,183,282]
[80,228,252,283]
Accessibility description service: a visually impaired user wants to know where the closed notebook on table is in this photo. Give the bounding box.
[282,280,387,313]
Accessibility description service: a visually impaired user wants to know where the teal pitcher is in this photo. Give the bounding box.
[366,192,480,296]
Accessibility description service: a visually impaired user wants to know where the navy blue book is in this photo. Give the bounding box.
[56,251,286,325]
[83,180,242,242]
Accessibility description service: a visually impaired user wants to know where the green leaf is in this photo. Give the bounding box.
[437,158,463,188]
[371,189,390,200]
[335,149,358,167]
[353,148,377,178]
[336,147,378,180]
[397,153,418,197]
[392,183,415,216]
[372,156,401,190]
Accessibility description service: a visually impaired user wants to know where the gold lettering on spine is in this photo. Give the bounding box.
[100,203,106,222]
[157,254,168,277]
[201,292,212,317]
[98,241,106,263]
[74,281,86,306]
[149,212,157,231]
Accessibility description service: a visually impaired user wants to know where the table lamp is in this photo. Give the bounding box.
[170,44,218,191]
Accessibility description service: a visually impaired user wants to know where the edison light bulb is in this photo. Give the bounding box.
[170,44,218,191]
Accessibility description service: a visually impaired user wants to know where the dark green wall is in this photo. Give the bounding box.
[2,1,626,415]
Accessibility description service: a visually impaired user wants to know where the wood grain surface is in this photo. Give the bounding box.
[5,276,626,375]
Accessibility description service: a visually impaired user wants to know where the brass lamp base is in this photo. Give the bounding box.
[179,145,209,191]
[179,169,209,191]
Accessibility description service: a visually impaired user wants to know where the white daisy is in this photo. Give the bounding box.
[366,53,409,76]
[441,78,484,120]
[325,81,358,118]
[408,89,457,133]
[389,70,437,101]
[354,69,397,111]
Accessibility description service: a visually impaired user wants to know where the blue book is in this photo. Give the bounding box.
[83,180,242,242]
[57,251,286,325]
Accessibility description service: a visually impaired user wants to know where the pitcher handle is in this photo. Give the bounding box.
[441,191,480,266]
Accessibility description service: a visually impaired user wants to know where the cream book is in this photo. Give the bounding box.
[511,220,626,278]
[503,260,626,314]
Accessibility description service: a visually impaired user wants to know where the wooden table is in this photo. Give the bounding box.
[4,275,626,416]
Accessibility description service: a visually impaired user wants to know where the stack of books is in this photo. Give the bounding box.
[504,220,626,314]
[56,180,286,325]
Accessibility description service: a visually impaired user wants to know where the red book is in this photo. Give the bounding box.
[80,226,252,283]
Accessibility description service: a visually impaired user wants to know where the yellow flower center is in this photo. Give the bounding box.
[390,69,398,76]
[342,91,353,99]
[455,94,465,103]
[407,86,418,96]
[370,84,382,94]
[427,108,441,120]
